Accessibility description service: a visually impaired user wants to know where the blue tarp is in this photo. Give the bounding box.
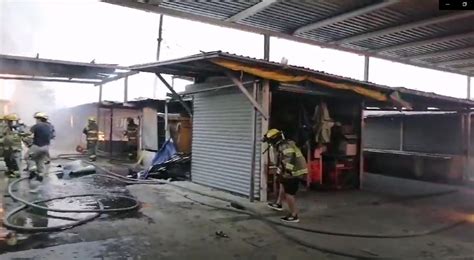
[141,139,177,179]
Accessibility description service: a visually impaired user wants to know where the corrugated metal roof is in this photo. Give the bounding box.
[0,54,127,84]
[103,0,474,77]
[159,1,258,20]
[130,51,474,110]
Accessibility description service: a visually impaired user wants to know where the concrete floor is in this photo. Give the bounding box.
[0,161,474,259]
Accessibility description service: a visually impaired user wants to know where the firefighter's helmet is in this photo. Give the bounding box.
[5,114,19,121]
[88,117,97,122]
[34,112,48,120]
[262,129,284,144]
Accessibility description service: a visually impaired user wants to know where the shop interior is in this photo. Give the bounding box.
[267,87,362,196]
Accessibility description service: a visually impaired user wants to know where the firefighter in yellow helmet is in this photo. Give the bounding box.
[263,129,307,223]
[3,114,26,178]
[123,117,138,160]
[83,117,98,161]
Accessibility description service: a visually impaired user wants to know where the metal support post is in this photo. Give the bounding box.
[156,73,193,117]
[467,112,472,180]
[109,108,114,156]
[97,84,103,133]
[98,84,103,103]
[263,34,270,61]
[165,99,170,140]
[153,14,164,99]
[156,14,164,61]
[399,119,404,151]
[468,76,471,100]
[364,55,370,81]
[124,76,128,103]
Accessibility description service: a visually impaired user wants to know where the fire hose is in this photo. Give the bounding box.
[3,177,140,233]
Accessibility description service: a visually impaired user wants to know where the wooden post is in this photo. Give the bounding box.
[250,82,257,202]
[358,102,364,188]
[260,79,271,201]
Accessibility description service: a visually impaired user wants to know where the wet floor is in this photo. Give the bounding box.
[3,161,474,259]
[1,159,142,253]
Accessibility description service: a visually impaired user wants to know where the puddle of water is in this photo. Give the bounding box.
[9,197,100,228]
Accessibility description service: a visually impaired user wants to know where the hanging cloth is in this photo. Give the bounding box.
[312,102,334,145]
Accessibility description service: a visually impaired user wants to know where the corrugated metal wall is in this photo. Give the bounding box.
[364,117,401,150]
[364,114,463,155]
[403,115,462,155]
[192,89,261,198]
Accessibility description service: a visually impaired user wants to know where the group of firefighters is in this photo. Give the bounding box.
[0,112,54,186]
[0,111,300,221]
[82,116,138,161]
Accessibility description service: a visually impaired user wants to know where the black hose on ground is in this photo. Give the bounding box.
[3,175,140,232]
[3,195,103,233]
[8,177,140,213]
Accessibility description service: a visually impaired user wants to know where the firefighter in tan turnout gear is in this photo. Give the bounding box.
[263,129,307,223]
[123,117,138,160]
[3,114,26,178]
[83,117,98,161]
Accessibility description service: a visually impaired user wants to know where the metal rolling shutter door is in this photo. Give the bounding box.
[192,90,261,198]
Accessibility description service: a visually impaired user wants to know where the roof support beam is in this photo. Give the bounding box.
[225,71,268,120]
[226,0,278,22]
[0,76,98,84]
[156,73,193,117]
[94,71,138,86]
[410,46,474,61]
[293,1,398,35]
[373,31,474,53]
[436,57,474,67]
[332,11,474,45]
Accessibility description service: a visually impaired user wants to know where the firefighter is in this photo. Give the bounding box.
[40,113,55,165]
[263,129,307,223]
[27,112,52,185]
[3,114,25,178]
[83,117,98,161]
[0,115,7,160]
[123,117,138,160]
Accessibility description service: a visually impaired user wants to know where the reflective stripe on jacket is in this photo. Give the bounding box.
[3,126,24,150]
[125,123,138,142]
[83,123,98,142]
[276,140,308,177]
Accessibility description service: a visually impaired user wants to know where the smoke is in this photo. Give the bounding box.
[0,1,69,154]
[8,82,57,126]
